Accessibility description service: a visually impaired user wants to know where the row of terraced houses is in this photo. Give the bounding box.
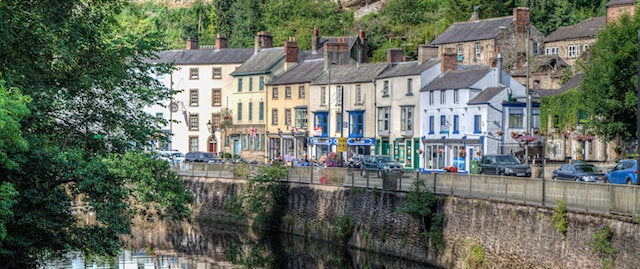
[146,1,637,172]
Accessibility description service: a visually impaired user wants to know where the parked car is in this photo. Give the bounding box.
[360,155,404,177]
[478,155,531,177]
[605,159,638,184]
[156,150,185,164]
[184,151,218,163]
[552,162,605,182]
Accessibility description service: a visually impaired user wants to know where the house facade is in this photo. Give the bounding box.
[264,58,324,163]
[606,0,636,24]
[419,54,526,172]
[431,7,545,73]
[374,48,440,171]
[309,62,388,162]
[544,17,605,69]
[148,36,253,155]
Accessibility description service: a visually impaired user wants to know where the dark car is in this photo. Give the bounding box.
[478,155,531,177]
[184,151,217,163]
[605,159,638,184]
[552,162,605,182]
[360,155,404,177]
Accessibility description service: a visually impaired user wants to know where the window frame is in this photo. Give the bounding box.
[212,67,222,79]
[271,109,279,125]
[189,68,199,79]
[189,89,199,107]
[211,88,222,106]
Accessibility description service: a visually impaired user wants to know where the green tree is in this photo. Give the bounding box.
[0,0,193,266]
[229,0,264,48]
[580,13,640,142]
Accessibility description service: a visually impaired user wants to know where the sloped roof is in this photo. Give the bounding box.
[420,68,491,92]
[431,17,513,44]
[230,47,286,76]
[265,59,325,85]
[314,63,389,85]
[606,0,636,7]
[557,73,583,92]
[468,86,505,104]
[152,48,254,65]
[303,36,357,60]
[376,59,440,79]
[545,17,605,42]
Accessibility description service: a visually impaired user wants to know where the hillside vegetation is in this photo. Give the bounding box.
[118,0,607,61]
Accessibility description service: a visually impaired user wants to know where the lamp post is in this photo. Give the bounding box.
[207,120,217,156]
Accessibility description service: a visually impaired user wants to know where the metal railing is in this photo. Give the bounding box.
[174,163,640,218]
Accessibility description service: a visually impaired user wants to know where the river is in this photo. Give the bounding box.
[41,221,438,269]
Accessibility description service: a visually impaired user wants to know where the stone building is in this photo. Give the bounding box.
[431,7,545,73]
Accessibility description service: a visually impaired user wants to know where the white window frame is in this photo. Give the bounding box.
[401,106,414,132]
[545,47,559,55]
[377,106,390,132]
[567,45,580,58]
[475,42,481,61]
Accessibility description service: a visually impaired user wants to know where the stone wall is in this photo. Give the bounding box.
[183,176,640,268]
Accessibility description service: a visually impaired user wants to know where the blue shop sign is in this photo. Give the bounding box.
[347,138,374,146]
[309,137,333,145]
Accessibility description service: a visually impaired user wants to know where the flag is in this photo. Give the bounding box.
[291,125,299,134]
[250,126,256,139]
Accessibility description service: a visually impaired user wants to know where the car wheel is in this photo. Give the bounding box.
[604,177,610,184]
[377,170,384,178]
[552,175,557,180]
[627,178,633,185]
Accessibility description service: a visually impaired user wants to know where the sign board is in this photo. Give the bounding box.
[337,137,347,152]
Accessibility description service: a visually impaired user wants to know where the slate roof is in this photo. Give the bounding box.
[545,17,605,42]
[265,59,325,85]
[557,73,583,93]
[420,68,491,92]
[606,0,636,7]
[376,59,440,79]
[151,48,254,65]
[431,17,513,44]
[230,47,287,76]
[468,86,505,104]
[313,63,389,85]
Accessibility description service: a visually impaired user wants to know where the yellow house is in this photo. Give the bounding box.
[265,58,324,163]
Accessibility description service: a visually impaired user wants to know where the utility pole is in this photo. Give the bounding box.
[636,29,640,184]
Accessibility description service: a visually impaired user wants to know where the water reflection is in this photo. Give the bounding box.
[43,221,436,269]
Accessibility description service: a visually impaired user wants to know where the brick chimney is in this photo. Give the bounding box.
[285,39,298,63]
[215,34,227,50]
[358,29,368,63]
[441,52,457,74]
[513,7,530,33]
[254,31,273,53]
[186,36,198,50]
[418,41,439,64]
[312,27,319,54]
[386,48,404,63]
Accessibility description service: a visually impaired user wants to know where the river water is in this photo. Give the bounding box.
[41,221,437,269]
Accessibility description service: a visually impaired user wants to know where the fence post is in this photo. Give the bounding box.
[433,173,437,193]
[310,167,314,184]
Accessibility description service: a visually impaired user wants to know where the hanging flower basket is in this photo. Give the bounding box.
[574,134,595,141]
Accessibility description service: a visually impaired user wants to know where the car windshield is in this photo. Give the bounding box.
[171,152,184,157]
[376,156,392,163]
[576,164,599,173]
[495,156,521,164]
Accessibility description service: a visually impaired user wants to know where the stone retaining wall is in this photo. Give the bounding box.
[183,176,640,268]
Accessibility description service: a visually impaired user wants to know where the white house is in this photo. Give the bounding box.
[146,36,253,155]
[374,47,440,171]
[419,53,526,172]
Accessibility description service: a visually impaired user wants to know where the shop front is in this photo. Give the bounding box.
[309,137,333,161]
[421,138,482,172]
[394,138,420,171]
[346,137,374,158]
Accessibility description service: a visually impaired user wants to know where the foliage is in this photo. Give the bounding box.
[227,163,289,230]
[551,199,567,236]
[589,223,618,269]
[333,212,355,243]
[540,89,583,134]
[0,0,192,266]
[580,12,640,142]
[399,179,444,251]
[465,238,485,268]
